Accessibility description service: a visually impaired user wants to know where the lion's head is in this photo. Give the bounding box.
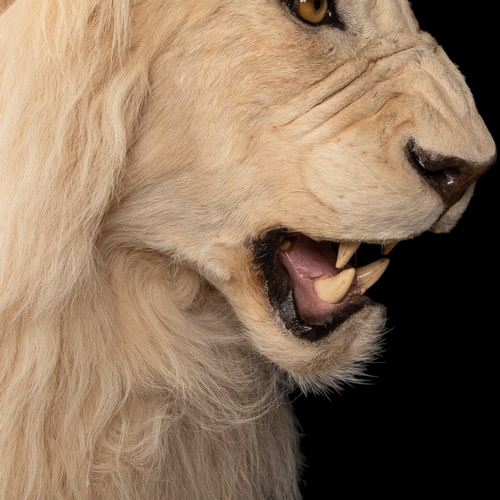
[0,0,495,498]
[108,0,495,384]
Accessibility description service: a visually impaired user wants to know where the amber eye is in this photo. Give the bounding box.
[294,0,328,24]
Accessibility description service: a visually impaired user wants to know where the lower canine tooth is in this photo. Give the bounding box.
[314,268,356,304]
[356,258,390,292]
[336,241,360,268]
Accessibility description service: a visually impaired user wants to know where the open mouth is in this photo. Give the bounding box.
[253,229,391,342]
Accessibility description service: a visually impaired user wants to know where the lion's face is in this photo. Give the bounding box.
[114,0,495,382]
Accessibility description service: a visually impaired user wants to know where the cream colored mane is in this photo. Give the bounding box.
[0,0,154,496]
[1,4,297,497]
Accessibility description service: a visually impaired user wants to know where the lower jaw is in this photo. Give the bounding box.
[272,287,374,342]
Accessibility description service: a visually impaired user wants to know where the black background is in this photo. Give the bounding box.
[293,3,498,498]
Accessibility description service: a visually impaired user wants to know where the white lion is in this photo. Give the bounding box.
[0,1,495,499]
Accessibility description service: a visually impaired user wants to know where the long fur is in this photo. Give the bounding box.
[0,3,301,498]
[0,1,495,499]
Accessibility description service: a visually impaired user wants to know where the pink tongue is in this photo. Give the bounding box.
[279,235,350,324]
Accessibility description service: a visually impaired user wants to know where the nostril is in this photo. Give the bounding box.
[405,138,496,209]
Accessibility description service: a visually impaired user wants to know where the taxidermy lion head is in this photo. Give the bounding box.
[0,0,496,498]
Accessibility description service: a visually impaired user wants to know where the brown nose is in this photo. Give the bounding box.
[405,139,496,208]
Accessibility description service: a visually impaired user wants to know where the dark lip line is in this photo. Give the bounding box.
[252,228,374,342]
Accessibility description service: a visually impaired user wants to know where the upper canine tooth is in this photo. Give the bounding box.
[356,258,390,292]
[314,268,356,304]
[336,241,360,268]
[381,242,398,255]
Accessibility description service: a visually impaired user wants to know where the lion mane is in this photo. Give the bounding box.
[0,1,495,499]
